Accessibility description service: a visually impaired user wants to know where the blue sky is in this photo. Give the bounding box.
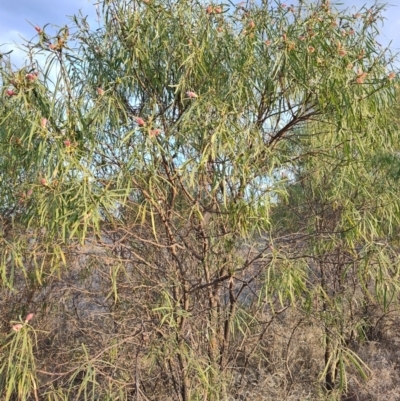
[0,0,97,63]
[344,0,400,50]
[1,1,399,63]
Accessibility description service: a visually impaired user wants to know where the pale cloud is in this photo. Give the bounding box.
[0,0,96,66]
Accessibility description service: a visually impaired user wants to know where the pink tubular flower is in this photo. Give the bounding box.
[12,324,23,332]
[97,87,105,96]
[40,178,47,186]
[388,72,396,80]
[26,73,37,81]
[338,49,347,57]
[6,89,16,97]
[25,313,34,322]
[186,91,198,99]
[135,117,146,126]
[307,46,315,53]
[64,140,71,147]
[41,118,48,128]
[356,71,367,84]
[27,189,33,196]
[34,26,42,33]
[150,128,161,137]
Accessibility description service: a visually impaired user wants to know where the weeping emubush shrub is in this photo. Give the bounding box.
[0,0,399,399]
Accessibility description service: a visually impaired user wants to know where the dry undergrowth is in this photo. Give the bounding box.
[1,236,400,401]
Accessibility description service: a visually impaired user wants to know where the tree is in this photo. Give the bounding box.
[0,1,399,400]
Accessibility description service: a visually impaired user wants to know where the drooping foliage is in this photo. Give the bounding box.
[0,1,399,400]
